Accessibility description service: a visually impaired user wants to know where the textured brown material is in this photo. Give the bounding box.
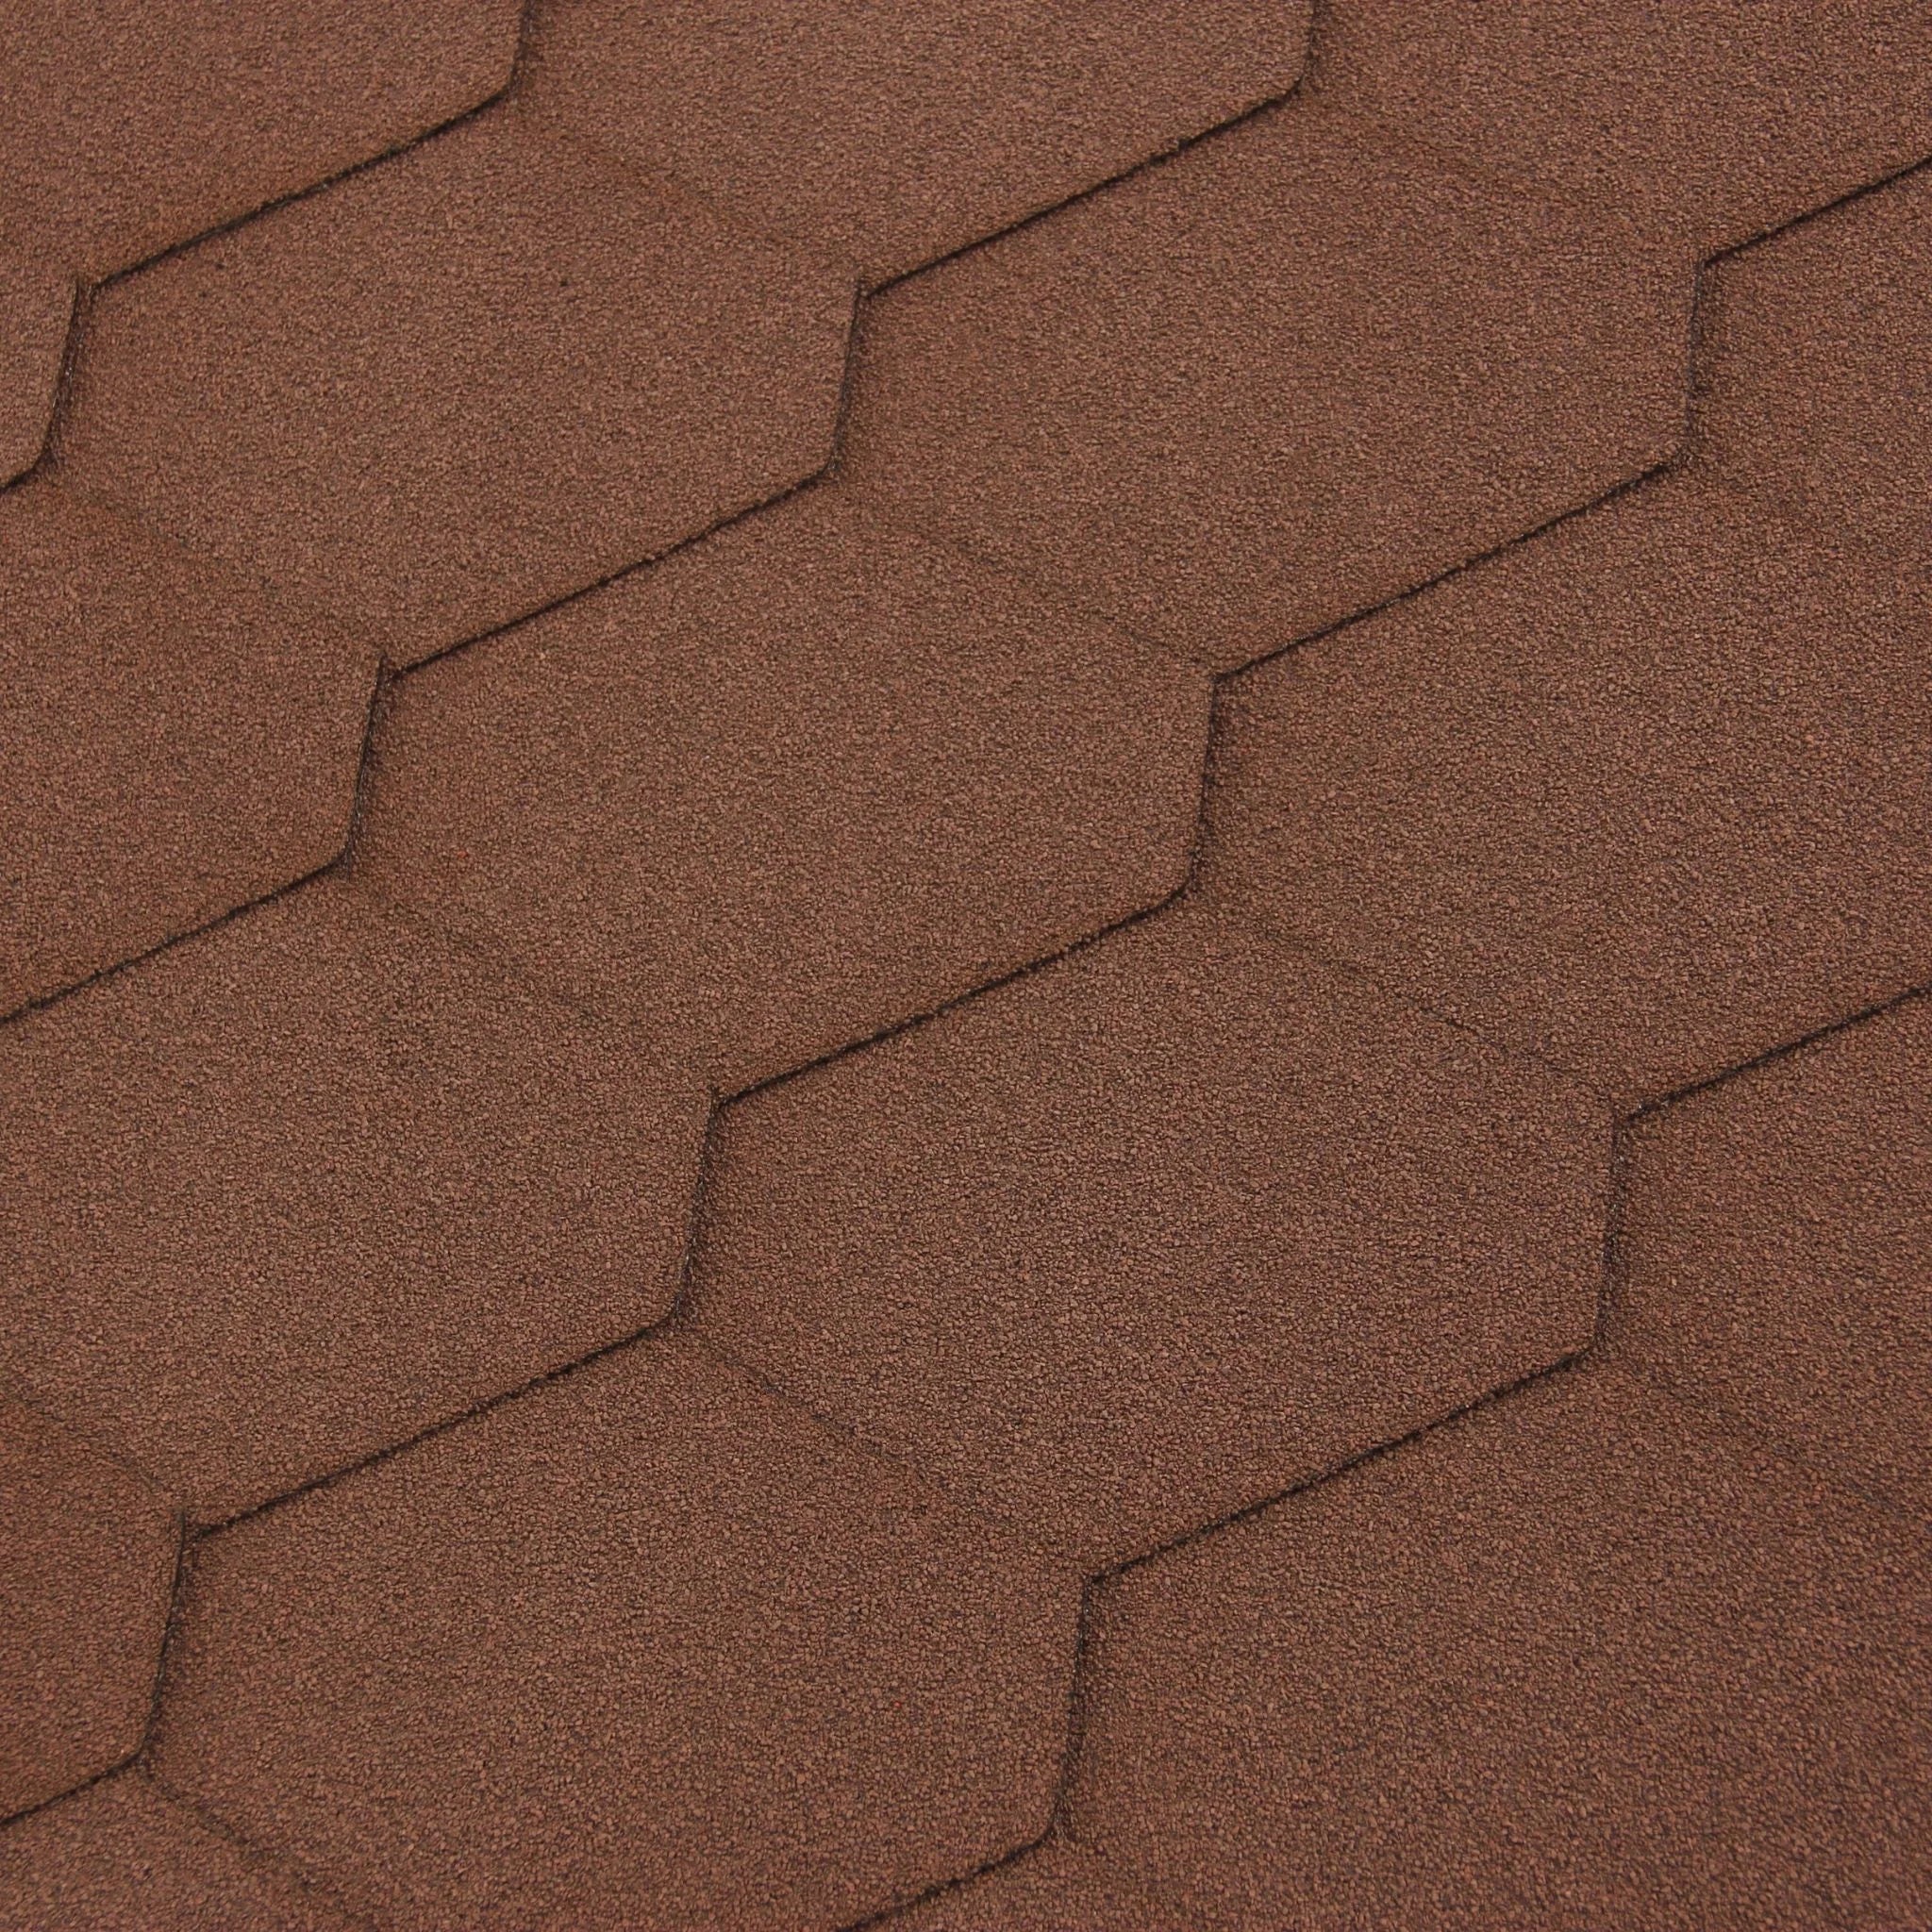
[522,0,1311,284]
[0,0,522,277]
[54,101,852,667]
[1310,0,1932,257]
[1205,471,1932,1109]
[356,490,1208,1091]
[0,1772,351,1931]
[0,875,704,1523]
[0,479,373,1018]
[692,898,1607,1572]
[0,252,69,486]
[153,1333,1075,1931]
[1073,1363,1932,1928]
[840,93,1687,670]
[0,1398,174,1819]
[6,4,1931,1923]
[1695,165,1932,570]
[891,1842,1191,1931]
[1616,996,1932,1522]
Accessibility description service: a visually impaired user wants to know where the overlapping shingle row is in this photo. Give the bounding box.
[4,4,1929,1926]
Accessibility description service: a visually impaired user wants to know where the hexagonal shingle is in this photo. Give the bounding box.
[1,1398,175,1819]
[1203,471,1932,1109]
[1069,1364,1932,1927]
[522,0,1311,284]
[689,898,1607,1574]
[0,874,705,1524]
[354,491,1209,1092]
[0,0,523,277]
[1309,0,1932,258]
[1615,995,1932,1522]
[55,100,853,668]
[1694,166,1932,575]
[1,479,373,1018]
[839,93,1688,670]
[0,1771,352,1930]
[151,1333,1076,1930]
[0,250,69,486]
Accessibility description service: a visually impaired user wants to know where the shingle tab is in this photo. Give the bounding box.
[1072,1365,1932,1928]
[1616,996,1932,1521]
[0,251,70,486]
[840,96,1688,669]
[1204,473,1932,1108]
[0,0,524,276]
[523,0,1311,283]
[1309,0,1932,256]
[0,1400,175,1819]
[356,492,1208,1091]
[0,481,373,1018]
[0,876,705,1522]
[55,103,853,666]
[692,899,1607,1573]
[152,1334,1076,1931]
[0,1772,351,1931]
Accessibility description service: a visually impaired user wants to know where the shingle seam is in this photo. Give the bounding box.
[0,656,385,1030]
[0,6,539,508]
[97,10,539,295]
[837,1350,1604,1928]
[1625,979,1932,1125]
[1607,1346,1931,1545]
[176,1077,931,1548]
[862,81,1311,302]
[387,402,857,684]
[835,966,1932,1919]
[139,1758,383,1932]
[0,1504,183,1832]
[1697,144,1932,276]
[1297,0,1932,259]
[1679,149,1932,552]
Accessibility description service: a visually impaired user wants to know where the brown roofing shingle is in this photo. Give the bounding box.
[691,898,1607,1574]
[519,0,1312,284]
[839,93,1687,669]
[353,491,1208,1091]
[0,253,69,487]
[0,482,374,1017]
[0,1772,357,1930]
[1694,164,1932,570]
[0,0,523,278]
[1203,470,1932,1108]
[0,1400,175,1820]
[4,4,1929,1923]
[1307,0,1932,256]
[53,102,852,666]
[1614,993,1932,1523]
[150,1334,1074,1930]
[1070,1363,1932,1929]
[0,875,703,1523]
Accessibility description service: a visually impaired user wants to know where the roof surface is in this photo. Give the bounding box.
[3,4,1929,1927]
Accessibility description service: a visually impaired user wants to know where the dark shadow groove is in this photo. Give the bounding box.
[192,1306,679,1541]
[837,1347,1599,1928]
[0,649,388,1030]
[863,83,1311,303]
[1626,980,1932,1125]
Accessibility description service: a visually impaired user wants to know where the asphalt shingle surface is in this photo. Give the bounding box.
[3,4,1928,1926]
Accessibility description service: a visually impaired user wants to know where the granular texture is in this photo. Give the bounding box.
[3,5,1928,1924]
